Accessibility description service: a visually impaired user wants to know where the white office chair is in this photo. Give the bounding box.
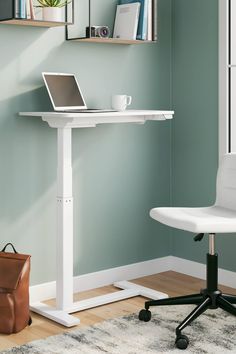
[139,153,236,350]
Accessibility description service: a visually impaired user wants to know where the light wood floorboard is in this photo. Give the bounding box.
[0,271,236,351]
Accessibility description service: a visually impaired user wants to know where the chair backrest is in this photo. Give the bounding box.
[215,153,236,210]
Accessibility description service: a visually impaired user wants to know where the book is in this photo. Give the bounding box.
[19,0,26,18]
[26,0,31,19]
[29,0,35,19]
[147,0,152,41]
[113,3,140,40]
[15,0,20,18]
[152,0,157,41]
[119,0,149,40]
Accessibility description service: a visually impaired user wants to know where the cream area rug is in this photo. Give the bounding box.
[1,305,236,354]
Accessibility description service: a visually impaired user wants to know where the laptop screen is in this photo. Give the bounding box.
[43,73,86,110]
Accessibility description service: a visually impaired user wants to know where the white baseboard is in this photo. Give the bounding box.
[170,256,236,290]
[30,256,172,303]
[30,255,236,303]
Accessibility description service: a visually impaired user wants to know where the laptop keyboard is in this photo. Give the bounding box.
[61,109,117,113]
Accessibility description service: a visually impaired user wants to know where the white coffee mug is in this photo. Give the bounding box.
[111,95,132,111]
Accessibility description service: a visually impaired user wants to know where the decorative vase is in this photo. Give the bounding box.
[42,7,64,22]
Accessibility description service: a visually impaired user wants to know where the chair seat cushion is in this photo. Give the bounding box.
[150,206,236,233]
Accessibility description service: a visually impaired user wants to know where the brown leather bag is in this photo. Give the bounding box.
[0,243,32,334]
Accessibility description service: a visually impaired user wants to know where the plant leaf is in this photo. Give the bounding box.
[37,0,70,7]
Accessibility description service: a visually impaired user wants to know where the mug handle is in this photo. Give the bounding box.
[126,96,132,106]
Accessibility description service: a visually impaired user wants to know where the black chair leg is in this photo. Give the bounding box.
[218,296,236,316]
[176,297,211,336]
[145,293,203,309]
[174,297,211,350]
[221,294,236,304]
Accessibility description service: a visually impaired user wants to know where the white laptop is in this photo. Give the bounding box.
[42,72,116,113]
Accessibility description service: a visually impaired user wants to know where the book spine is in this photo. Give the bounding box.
[15,0,20,18]
[26,0,31,19]
[147,0,152,41]
[137,0,148,40]
[29,0,35,19]
[19,0,26,18]
[152,0,157,41]
[134,4,140,40]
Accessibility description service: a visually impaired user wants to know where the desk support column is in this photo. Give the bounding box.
[56,128,74,311]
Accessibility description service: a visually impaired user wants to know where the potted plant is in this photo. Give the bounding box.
[37,0,70,22]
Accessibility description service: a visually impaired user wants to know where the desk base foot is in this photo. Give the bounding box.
[30,302,80,327]
[67,288,138,314]
[114,280,168,300]
[30,281,168,327]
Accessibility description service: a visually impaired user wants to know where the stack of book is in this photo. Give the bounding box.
[15,0,35,19]
[113,0,157,41]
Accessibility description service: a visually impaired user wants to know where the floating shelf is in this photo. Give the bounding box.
[0,0,74,28]
[66,0,157,45]
[67,37,156,45]
[0,18,72,27]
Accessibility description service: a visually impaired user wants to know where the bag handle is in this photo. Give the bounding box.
[1,243,18,254]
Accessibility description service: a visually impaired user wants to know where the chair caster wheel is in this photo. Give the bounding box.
[175,334,189,350]
[138,309,151,322]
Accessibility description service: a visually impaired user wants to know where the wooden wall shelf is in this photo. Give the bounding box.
[0,18,72,27]
[0,0,73,28]
[67,37,156,45]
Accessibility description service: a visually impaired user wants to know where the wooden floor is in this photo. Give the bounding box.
[1,271,236,351]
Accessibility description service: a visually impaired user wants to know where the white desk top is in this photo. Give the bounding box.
[19,110,174,128]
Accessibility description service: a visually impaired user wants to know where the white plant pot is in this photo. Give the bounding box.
[42,7,64,22]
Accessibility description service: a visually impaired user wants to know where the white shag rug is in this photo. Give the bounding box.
[1,305,236,354]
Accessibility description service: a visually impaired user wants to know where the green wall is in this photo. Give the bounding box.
[0,0,172,285]
[2,0,230,285]
[171,0,234,270]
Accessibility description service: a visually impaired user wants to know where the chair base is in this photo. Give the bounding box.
[139,253,236,350]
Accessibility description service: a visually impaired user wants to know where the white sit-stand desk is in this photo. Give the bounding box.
[20,110,174,327]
